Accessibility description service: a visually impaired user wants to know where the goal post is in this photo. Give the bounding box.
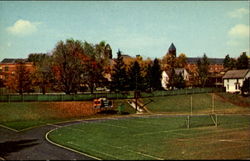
[186,114,218,129]
[186,93,219,129]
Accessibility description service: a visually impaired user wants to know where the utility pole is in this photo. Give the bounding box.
[135,72,138,112]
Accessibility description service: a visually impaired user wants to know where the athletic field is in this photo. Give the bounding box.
[48,115,250,160]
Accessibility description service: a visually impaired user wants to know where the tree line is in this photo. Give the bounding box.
[1,38,249,95]
[3,39,163,95]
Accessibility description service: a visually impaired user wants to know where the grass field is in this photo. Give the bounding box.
[0,100,134,130]
[48,115,250,160]
[142,93,250,114]
[0,93,249,130]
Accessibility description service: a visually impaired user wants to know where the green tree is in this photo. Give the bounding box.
[237,52,249,69]
[151,58,162,90]
[144,62,153,91]
[223,54,231,69]
[241,77,250,96]
[197,53,210,87]
[111,50,128,92]
[128,60,143,90]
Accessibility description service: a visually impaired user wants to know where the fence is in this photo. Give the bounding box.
[0,87,225,102]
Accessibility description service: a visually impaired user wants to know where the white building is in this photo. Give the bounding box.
[161,68,190,90]
[222,69,250,93]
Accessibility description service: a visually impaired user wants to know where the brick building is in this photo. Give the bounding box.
[0,58,34,84]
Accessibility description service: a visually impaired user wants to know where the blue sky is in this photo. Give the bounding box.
[0,1,249,61]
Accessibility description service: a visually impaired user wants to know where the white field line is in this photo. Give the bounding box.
[134,122,250,137]
[45,129,102,160]
[126,148,164,160]
[100,142,164,160]
[133,128,189,137]
[0,124,19,132]
[50,123,164,160]
[66,141,119,160]
[99,122,128,129]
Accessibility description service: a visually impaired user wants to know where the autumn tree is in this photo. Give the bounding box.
[34,55,54,94]
[82,41,110,93]
[51,39,84,94]
[6,61,33,95]
[176,53,187,68]
[162,53,176,90]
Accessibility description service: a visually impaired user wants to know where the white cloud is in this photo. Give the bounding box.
[228,8,249,18]
[6,19,40,36]
[228,24,249,38]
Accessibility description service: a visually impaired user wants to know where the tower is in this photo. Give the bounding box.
[168,43,176,57]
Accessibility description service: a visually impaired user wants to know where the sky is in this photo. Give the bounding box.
[0,1,249,61]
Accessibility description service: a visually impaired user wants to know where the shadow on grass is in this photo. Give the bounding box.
[0,139,39,158]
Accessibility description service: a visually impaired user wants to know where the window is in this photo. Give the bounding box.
[5,66,9,71]
[227,84,229,90]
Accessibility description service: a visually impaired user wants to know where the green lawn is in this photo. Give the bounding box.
[48,115,250,160]
[142,93,250,114]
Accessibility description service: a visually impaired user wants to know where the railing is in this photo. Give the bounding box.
[0,87,225,102]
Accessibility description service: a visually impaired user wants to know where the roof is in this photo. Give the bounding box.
[165,68,189,76]
[1,58,27,64]
[168,43,176,51]
[174,68,186,75]
[187,57,224,65]
[222,69,250,79]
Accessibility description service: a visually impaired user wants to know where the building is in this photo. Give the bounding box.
[161,68,190,90]
[186,57,224,73]
[168,43,176,57]
[222,69,250,93]
[0,58,34,83]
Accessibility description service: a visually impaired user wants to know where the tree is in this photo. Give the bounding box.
[111,50,128,92]
[241,77,250,96]
[151,58,162,90]
[176,53,187,68]
[162,53,176,90]
[128,60,143,90]
[197,54,210,87]
[51,39,84,94]
[223,54,231,69]
[224,54,237,70]
[6,61,33,95]
[144,62,153,91]
[237,52,249,69]
[173,73,185,89]
[82,41,109,93]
